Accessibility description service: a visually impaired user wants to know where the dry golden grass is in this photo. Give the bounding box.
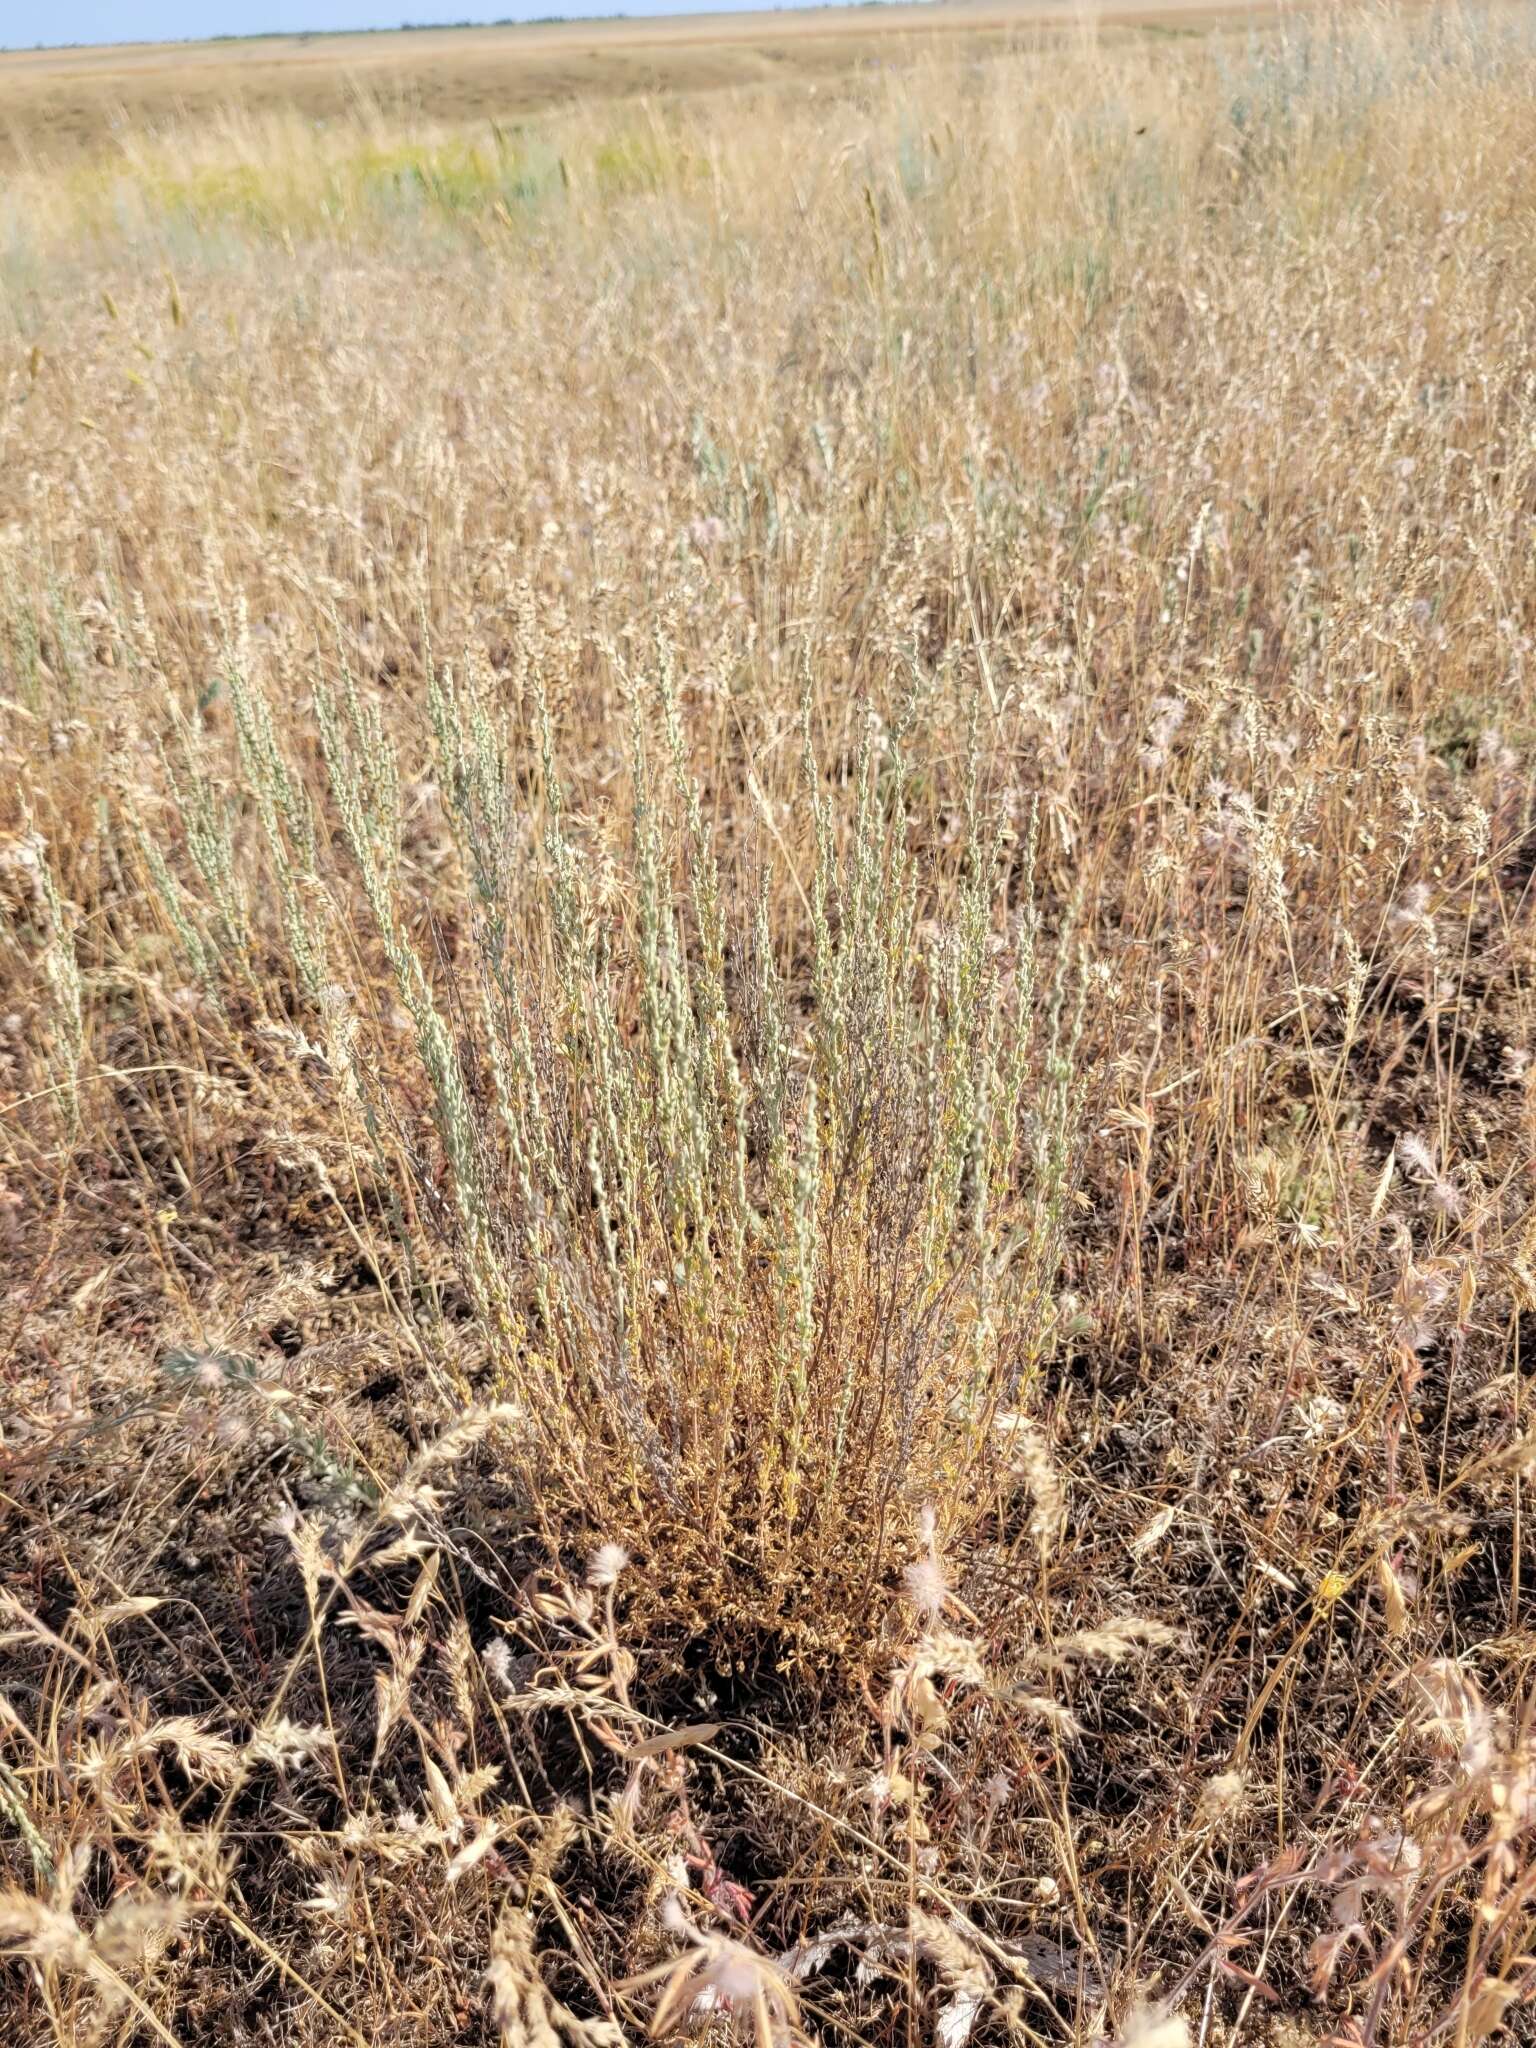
[2,1,1331,168]
[4,6,1536,2046]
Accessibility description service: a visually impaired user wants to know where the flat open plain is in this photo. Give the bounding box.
[5,0,1312,160]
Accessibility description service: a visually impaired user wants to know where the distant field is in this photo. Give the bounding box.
[4,0,1282,161]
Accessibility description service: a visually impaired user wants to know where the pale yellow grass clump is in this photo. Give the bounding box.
[3,9,1536,2046]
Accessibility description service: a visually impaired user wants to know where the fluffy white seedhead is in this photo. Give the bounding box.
[587,1542,631,1588]
[902,1556,949,1618]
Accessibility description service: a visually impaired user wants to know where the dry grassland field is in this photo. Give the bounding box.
[0,4,1328,163]
[4,1,1536,2044]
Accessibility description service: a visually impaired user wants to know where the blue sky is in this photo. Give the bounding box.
[6,0,842,49]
